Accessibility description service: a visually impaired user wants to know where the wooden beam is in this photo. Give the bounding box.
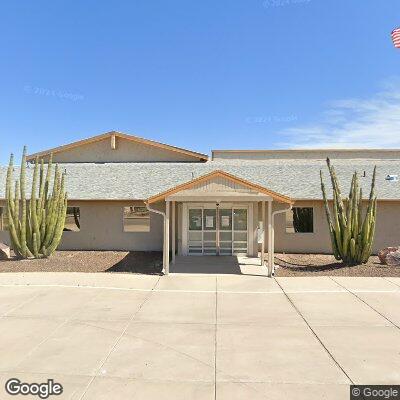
[111,134,116,150]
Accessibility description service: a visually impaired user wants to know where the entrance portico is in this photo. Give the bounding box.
[146,170,293,277]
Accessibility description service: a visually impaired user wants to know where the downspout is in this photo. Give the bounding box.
[145,201,167,274]
[270,204,292,277]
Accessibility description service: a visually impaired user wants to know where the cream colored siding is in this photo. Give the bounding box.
[212,149,400,161]
[178,176,258,195]
[59,201,164,251]
[40,137,202,163]
[373,202,400,252]
[270,200,400,254]
[1,199,399,254]
[0,200,163,251]
[272,201,331,253]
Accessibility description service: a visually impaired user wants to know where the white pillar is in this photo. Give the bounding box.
[261,201,265,266]
[267,200,272,277]
[271,215,275,276]
[165,201,170,275]
[171,201,176,264]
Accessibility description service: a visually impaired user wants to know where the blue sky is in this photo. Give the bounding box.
[1,0,400,163]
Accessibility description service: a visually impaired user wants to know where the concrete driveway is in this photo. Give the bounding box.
[0,273,399,399]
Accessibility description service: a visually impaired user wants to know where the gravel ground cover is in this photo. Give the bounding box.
[0,251,163,274]
[1,251,398,277]
[275,253,400,277]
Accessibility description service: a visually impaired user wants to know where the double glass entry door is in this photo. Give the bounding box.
[188,206,248,255]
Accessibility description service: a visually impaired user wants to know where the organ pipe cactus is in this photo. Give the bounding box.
[5,147,67,258]
[320,158,377,265]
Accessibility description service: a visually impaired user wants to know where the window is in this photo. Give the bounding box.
[64,207,81,231]
[286,207,313,233]
[0,207,8,231]
[123,206,150,232]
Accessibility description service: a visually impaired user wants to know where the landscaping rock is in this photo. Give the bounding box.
[0,243,11,260]
[378,247,399,264]
[386,250,400,267]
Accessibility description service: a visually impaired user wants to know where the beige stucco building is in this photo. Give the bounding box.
[1,131,399,275]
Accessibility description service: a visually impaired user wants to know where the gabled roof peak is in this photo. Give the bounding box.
[147,169,293,204]
[26,130,209,162]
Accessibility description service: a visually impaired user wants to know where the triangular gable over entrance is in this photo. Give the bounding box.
[147,170,293,204]
[26,131,208,163]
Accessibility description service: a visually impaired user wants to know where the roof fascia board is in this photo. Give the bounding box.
[147,170,293,204]
[26,131,208,161]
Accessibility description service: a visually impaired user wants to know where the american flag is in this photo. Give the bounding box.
[391,28,400,48]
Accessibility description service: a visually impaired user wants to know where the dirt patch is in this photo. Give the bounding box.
[1,251,399,277]
[0,251,163,274]
[274,253,400,277]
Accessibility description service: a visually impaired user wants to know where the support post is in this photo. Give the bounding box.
[165,201,170,275]
[171,201,176,264]
[110,134,116,149]
[271,204,292,276]
[267,200,272,277]
[261,201,265,266]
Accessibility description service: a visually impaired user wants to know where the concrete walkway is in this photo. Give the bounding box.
[171,255,265,274]
[0,273,399,399]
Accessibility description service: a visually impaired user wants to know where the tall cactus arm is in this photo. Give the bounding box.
[6,208,22,256]
[360,167,377,248]
[6,153,14,199]
[5,154,22,256]
[369,166,377,201]
[362,197,377,263]
[30,157,41,247]
[19,146,33,258]
[320,170,340,259]
[43,165,61,248]
[326,158,346,223]
[37,159,45,226]
[42,154,52,215]
[14,180,20,238]
[6,154,15,218]
[46,192,67,256]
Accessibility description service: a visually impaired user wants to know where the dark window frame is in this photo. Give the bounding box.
[64,207,81,232]
[286,207,314,234]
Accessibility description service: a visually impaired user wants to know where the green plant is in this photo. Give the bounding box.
[5,147,67,258]
[320,158,377,265]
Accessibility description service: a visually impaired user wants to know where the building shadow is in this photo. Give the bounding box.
[275,256,346,273]
[170,256,243,274]
[107,251,163,275]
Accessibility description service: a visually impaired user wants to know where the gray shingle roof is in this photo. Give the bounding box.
[0,159,399,201]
